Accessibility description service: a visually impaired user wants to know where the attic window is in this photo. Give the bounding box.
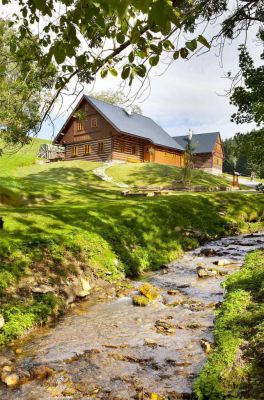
[84,103,89,112]
[77,119,84,131]
[91,117,98,128]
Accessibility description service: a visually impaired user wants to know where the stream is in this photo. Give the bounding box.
[1,232,264,400]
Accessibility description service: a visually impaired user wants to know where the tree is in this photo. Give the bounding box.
[93,90,142,114]
[182,132,196,184]
[0,19,56,152]
[235,129,264,178]
[223,137,249,175]
[0,0,263,146]
[230,38,264,126]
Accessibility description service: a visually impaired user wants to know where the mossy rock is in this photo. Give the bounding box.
[139,283,159,300]
[132,295,150,307]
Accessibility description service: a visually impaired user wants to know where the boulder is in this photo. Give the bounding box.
[32,285,54,294]
[1,366,20,387]
[200,339,212,353]
[144,339,158,348]
[72,277,91,297]
[196,266,209,278]
[0,314,5,330]
[31,365,54,380]
[200,248,216,257]
[196,266,218,278]
[155,319,176,335]
[132,295,149,307]
[139,283,159,300]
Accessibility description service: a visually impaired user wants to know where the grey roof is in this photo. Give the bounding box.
[173,132,220,154]
[84,96,184,151]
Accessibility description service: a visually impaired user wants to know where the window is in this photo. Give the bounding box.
[98,142,104,153]
[131,144,139,155]
[77,119,83,131]
[84,144,91,155]
[71,146,78,157]
[84,103,89,112]
[119,141,125,152]
[164,152,168,157]
[91,117,98,128]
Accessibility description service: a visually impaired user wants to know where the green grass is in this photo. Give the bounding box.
[0,142,263,345]
[107,162,233,188]
[0,138,50,176]
[194,250,264,400]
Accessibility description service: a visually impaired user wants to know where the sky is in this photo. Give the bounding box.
[1,2,261,141]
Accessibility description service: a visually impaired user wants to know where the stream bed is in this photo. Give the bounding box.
[0,232,264,399]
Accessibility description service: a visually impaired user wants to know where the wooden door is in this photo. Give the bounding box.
[144,146,155,162]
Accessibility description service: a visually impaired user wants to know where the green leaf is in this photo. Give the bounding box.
[149,55,159,66]
[131,0,151,13]
[128,51,135,63]
[173,50,179,60]
[100,69,108,78]
[150,44,160,55]
[121,65,130,79]
[197,35,211,49]
[134,64,147,78]
[186,39,197,52]
[53,42,66,64]
[136,50,145,59]
[180,47,189,59]
[116,32,125,44]
[163,39,174,51]
[109,67,118,77]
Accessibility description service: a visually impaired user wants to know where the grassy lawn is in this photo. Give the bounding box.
[0,140,263,345]
[107,162,233,188]
[194,250,264,400]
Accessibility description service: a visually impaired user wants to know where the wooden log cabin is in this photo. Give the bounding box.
[54,95,224,174]
[172,132,224,175]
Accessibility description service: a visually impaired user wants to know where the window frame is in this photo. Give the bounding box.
[131,144,139,156]
[84,144,92,155]
[98,142,104,154]
[77,119,84,132]
[91,117,98,128]
[119,141,125,153]
[71,146,78,157]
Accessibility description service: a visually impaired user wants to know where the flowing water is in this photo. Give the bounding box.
[0,233,264,399]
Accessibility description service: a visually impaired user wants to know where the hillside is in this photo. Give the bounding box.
[107,162,233,188]
[0,144,263,345]
[0,138,50,176]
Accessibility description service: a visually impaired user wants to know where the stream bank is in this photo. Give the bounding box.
[0,232,263,399]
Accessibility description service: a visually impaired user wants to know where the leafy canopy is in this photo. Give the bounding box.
[231,39,264,126]
[0,0,263,147]
[0,19,56,152]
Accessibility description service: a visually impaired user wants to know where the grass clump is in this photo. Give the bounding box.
[0,293,60,345]
[194,250,264,400]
